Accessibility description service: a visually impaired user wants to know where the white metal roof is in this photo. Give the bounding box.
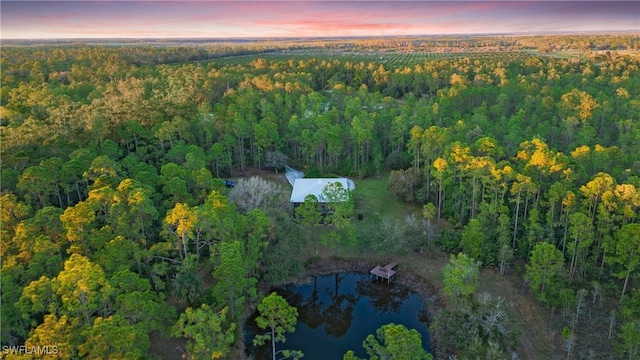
[289,178,350,203]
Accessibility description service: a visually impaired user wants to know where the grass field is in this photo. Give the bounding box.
[209,49,538,68]
[521,48,640,60]
[353,174,416,225]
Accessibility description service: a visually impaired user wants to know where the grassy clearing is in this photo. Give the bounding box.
[352,174,421,235]
[353,174,412,223]
[339,174,421,257]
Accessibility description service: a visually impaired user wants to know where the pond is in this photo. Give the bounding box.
[246,272,432,359]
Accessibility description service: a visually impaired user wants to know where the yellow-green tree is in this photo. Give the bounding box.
[460,219,484,262]
[79,314,150,359]
[253,292,302,360]
[443,253,479,307]
[344,323,432,360]
[172,305,235,360]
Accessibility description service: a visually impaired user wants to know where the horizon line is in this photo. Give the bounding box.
[3,30,637,43]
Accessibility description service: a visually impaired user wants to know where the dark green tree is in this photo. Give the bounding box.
[525,242,565,304]
[614,224,640,301]
[322,181,355,257]
[295,194,322,254]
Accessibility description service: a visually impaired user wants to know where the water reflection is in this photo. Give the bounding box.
[246,272,431,360]
[356,276,410,314]
[279,274,357,337]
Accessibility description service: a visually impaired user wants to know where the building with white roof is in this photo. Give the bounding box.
[289,178,351,204]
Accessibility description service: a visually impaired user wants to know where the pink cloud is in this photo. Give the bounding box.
[2,1,638,39]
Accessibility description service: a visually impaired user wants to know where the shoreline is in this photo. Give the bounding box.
[259,255,446,358]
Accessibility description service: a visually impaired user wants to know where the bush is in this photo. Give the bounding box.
[436,225,461,254]
[387,167,425,203]
[227,176,285,213]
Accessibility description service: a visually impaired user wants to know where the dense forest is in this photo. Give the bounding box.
[1,34,639,359]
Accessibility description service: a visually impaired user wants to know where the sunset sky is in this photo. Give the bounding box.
[2,1,638,39]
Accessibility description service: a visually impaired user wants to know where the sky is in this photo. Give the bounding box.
[1,1,639,39]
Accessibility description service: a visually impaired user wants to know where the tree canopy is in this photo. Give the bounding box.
[1,35,638,359]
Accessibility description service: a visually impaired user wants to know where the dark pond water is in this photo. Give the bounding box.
[246,272,432,360]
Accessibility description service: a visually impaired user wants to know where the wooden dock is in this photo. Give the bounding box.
[370,262,398,283]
